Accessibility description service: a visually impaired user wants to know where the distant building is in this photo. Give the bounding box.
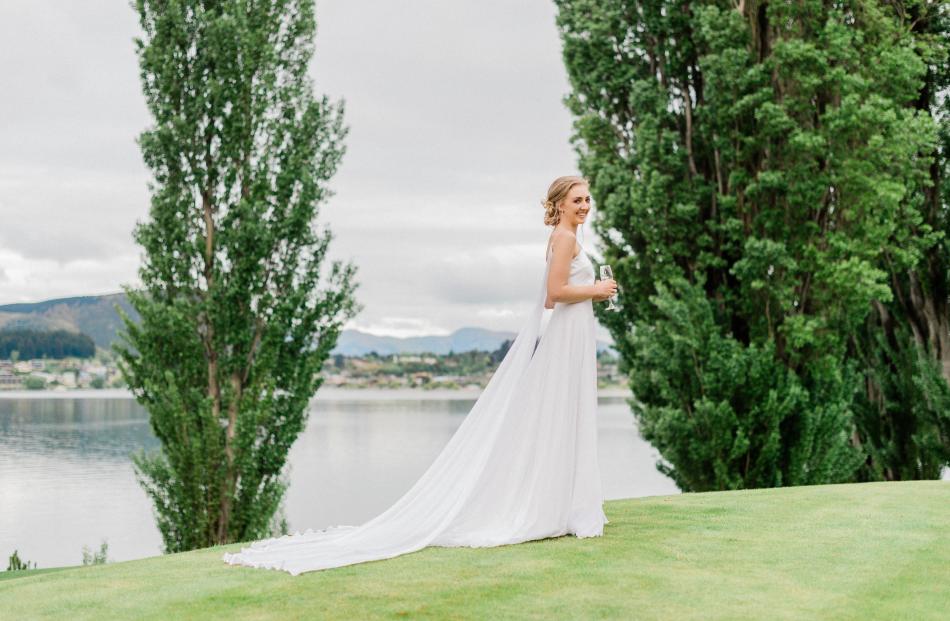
[0,369,21,389]
[431,375,463,383]
[85,364,108,377]
[58,373,77,388]
[393,354,424,363]
[410,372,431,385]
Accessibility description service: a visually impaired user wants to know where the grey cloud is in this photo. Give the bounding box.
[0,0,606,337]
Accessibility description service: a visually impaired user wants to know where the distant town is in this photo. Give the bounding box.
[0,347,628,392]
[0,294,625,392]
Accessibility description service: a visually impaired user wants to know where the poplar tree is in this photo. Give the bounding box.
[117,0,360,551]
[553,0,947,490]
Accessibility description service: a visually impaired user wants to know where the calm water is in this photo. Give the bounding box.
[0,388,678,569]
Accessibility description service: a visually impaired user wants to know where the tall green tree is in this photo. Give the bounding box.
[117,0,360,551]
[851,0,950,480]
[554,0,945,490]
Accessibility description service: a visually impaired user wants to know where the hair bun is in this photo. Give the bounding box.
[541,198,558,226]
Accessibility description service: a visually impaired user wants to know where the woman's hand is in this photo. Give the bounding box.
[592,278,617,302]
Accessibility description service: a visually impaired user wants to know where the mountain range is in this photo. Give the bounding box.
[0,293,617,356]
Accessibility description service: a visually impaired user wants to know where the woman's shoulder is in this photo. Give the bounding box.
[546,229,579,260]
[547,229,576,250]
[550,229,576,242]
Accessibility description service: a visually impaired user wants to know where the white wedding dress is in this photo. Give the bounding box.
[222,239,608,575]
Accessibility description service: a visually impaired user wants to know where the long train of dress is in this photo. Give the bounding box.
[222,240,608,575]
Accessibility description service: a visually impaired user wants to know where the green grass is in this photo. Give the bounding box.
[2,480,947,620]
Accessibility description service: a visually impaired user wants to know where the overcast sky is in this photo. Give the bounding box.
[0,1,610,340]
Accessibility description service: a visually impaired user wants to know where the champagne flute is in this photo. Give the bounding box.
[599,264,620,311]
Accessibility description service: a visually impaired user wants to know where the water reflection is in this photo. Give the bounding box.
[0,390,678,569]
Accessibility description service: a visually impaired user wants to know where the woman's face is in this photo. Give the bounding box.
[559,183,591,226]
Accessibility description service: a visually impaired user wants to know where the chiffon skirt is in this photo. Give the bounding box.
[223,256,607,575]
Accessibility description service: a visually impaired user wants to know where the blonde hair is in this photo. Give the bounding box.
[541,175,589,226]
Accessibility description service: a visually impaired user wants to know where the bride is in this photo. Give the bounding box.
[222,175,618,575]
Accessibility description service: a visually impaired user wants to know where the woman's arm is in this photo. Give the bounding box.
[546,232,598,304]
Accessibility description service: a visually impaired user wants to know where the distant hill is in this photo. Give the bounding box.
[333,326,520,356]
[0,293,137,349]
[0,293,617,355]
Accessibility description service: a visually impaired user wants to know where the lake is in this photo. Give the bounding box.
[0,388,678,569]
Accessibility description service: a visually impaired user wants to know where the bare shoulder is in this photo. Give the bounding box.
[551,229,576,243]
[548,230,579,261]
[548,230,579,258]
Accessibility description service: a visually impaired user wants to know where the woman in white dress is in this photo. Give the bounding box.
[222,175,618,575]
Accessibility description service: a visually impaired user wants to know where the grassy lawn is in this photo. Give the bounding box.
[2,480,947,620]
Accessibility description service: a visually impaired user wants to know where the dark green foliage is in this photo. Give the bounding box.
[848,1,950,480]
[554,0,947,490]
[23,376,46,390]
[117,0,360,551]
[0,329,96,359]
[6,550,36,571]
[852,319,950,480]
[490,339,513,365]
[629,275,862,490]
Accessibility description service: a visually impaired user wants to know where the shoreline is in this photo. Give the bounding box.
[0,385,634,401]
